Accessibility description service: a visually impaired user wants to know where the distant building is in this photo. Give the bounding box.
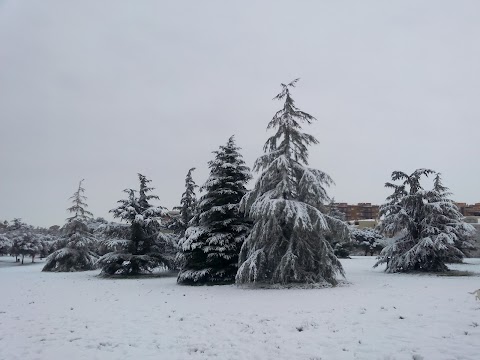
[334,203,380,222]
[455,203,480,217]
[334,202,480,222]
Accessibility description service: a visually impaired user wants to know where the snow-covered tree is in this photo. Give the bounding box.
[43,180,98,272]
[428,174,476,260]
[349,227,385,256]
[66,180,93,222]
[17,232,42,263]
[375,169,475,272]
[0,234,11,255]
[1,220,20,258]
[1,219,59,262]
[37,234,55,258]
[178,136,252,284]
[236,79,346,286]
[326,201,351,258]
[170,168,198,236]
[0,220,8,230]
[4,219,41,264]
[93,220,130,255]
[97,174,174,276]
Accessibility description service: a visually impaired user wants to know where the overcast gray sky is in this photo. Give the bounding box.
[1,0,479,227]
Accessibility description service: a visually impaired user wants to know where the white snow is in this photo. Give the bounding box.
[1,256,479,360]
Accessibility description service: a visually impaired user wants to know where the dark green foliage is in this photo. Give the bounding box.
[98,253,171,276]
[350,227,385,256]
[178,136,251,285]
[334,242,352,259]
[170,168,198,236]
[326,201,351,258]
[97,174,174,276]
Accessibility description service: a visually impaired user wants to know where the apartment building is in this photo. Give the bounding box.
[334,202,479,222]
[455,203,480,217]
[334,203,380,222]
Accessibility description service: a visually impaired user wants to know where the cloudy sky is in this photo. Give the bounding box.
[1,0,479,227]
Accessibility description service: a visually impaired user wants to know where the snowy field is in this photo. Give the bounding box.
[0,257,479,360]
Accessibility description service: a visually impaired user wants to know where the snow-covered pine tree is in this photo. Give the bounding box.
[43,180,98,272]
[97,174,174,276]
[179,168,198,229]
[326,201,351,258]
[236,79,346,286]
[375,169,475,272]
[327,201,346,222]
[170,168,198,236]
[178,136,252,284]
[349,227,385,256]
[94,220,130,255]
[428,173,476,260]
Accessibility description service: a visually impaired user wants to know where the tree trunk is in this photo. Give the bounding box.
[21,254,24,264]
[31,254,35,263]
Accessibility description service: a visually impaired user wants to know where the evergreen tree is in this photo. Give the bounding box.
[43,180,98,272]
[94,220,131,255]
[349,227,385,256]
[0,234,11,255]
[17,232,42,264]
[236,79,345,286]
[375,169,475,272]
[5,219,26,262]
[6,218,42,264]
[66,180,93,222]
[428,174,476,260]
[326,201,351,258]
[178,136,251,284]
[97,174,174,276]
[171,168,198,236]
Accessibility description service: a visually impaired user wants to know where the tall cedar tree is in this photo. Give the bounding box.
[178,136,251,284]
[236,79,346,286]
[171,168,198,236]
[43,180,98,271]
[97,174,173,275]
[375,169,475,272]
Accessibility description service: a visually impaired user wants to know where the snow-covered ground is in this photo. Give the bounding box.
[0,257,479,360]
